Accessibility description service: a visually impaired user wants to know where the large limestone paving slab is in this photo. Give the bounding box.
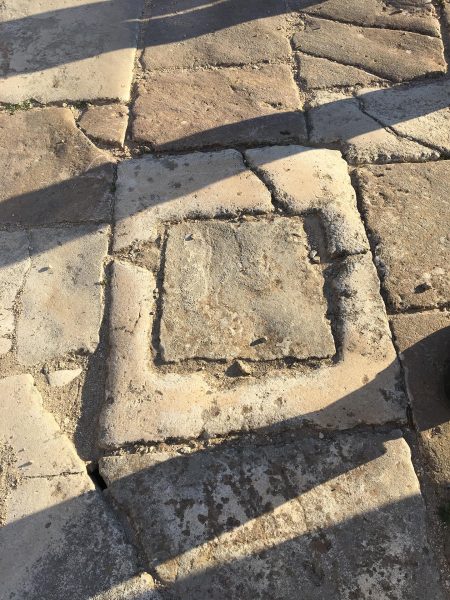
[160,218,335,362]
[0,108,114,225]
[0,374,159,600]
[141,0,291,70]
[293,16,445,82]
[357,161,450,311]
[16,225,109,366]
[0,0,144,102]
[132,65,307,150]
[100,431,446,599]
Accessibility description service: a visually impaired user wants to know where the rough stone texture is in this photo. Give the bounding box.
[160,218,335,362]
[100,431,445,599]
[289,0,441,36]
[0,108,113,225]
[132,65,307,150]
[114,149,273,251]
[0,231,30,355]
[309,91,438,164]
[46,368,83,387]
[357,161,450,311]
[0,0,144,102]
[244,145,369,256]
[17,225,109,366]
[293,16,445,82]
[99,251,405,447]
[296,54,385,89]
[0,374,159,600]
[359,80,450,154]
[79,103,129,147]
[142,0,291,69]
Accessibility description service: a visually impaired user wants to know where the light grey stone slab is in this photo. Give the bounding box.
[79,103,129,147]
[100,431,445,599]
[160,218,335,362]
[17,225,109,366]
[0,0,145,102]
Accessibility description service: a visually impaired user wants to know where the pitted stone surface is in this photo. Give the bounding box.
[293,16,445,82]
[0,0,144,102]
[100,432,445,599]
[17,226,109,365]
[132,65,306,150]
[297,54,385,89]
[160,218,335,362]
[114,149,273,251]
[79,103,129,147]
[142,0,291,69]
[357,161,450,311]
[0,108,113,225]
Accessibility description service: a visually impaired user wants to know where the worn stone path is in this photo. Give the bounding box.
[0,0,449,598]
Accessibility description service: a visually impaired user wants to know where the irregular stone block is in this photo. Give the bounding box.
[132,65,306,150]
[46,368,82,387]
[17,225,109,366]
[357,161,450,310]
[79,103,129,147]
[0,0,145,102]
[293,16,445,82]
[101,431,445,599]
[297,53,385,89]
[0,108,113,225]
[160,218,335,362]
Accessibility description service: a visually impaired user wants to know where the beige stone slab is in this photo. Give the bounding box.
[357,161,450,311]
[142,0,291,69]
[244,145,369,256]
[0,0,144,102]
[114,149,273,251]
[16,225,109,366]
[132,65,307,150]
[296,53,386,89]
[160,218,335,362]
[293,16,445,82]
[100,432,445,598]
[0,108,114,225]
[79,103,129,147]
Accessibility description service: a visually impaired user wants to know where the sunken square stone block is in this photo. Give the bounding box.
[160,218,335,362]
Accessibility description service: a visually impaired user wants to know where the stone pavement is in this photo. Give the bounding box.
[0,0,449,598]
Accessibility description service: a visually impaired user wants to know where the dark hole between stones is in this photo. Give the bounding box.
[87,465,107,490]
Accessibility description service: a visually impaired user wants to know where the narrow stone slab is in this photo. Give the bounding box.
[132,65,306,150]
[357,161,450,311]
[17,225,109,366]
[100,431,445,599]
[142,0,291,69]
[297,54,385,89]
[160,218,335,362]
[79,103,129,147]
[0,108,113,225]
[114,150,273,251]
[293,16,445,82]
[0,0,144,102]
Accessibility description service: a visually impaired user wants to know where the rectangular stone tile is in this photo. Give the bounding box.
[357,161,450,311]
[142,0,291,69]
[132,65,306,150]
[0,0,144,102]
[293,16,445,82]
[101,431,445,599]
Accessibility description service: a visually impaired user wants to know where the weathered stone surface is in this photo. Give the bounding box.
[114,149,273,251]
[0,374,159,600]
[0,108,113,225]
[359,80,450,154]
[17,225,109,365]
[161,218,335,362]
[79,103,129,147]
[132,65,306,150]
[101,431,445,599]
[100,252,405,447]
[244,145,368,256]
[142,0,291,69]
[290,0,440,36]
[293,16,445,82]
[46,368,83,387]
[0,231,29,355]
[0,0,144,102]
[357,161,450,311]
[309,91,438,164]
[297,53,385,89]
